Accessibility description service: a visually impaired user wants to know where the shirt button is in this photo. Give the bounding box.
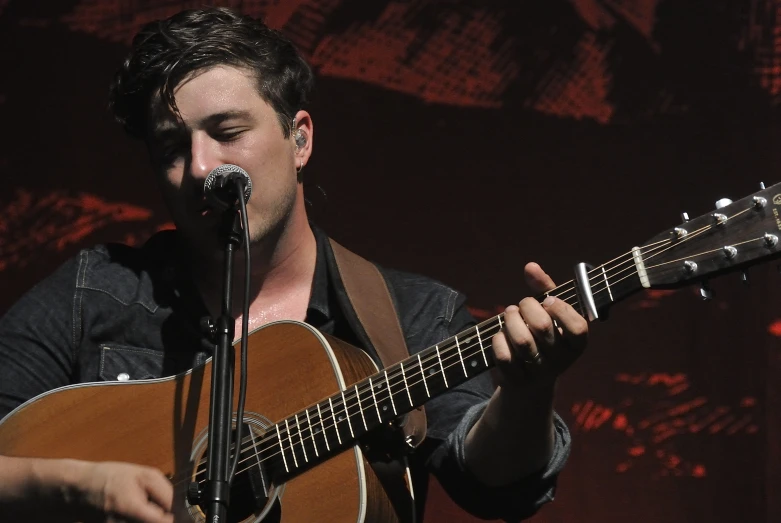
[117,373,130,381]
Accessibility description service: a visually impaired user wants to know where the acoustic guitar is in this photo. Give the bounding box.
[1,183,780,522]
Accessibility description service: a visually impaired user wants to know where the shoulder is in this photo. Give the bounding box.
[378,265,465,322]
[73,230,178,312]
[376,265,474,351]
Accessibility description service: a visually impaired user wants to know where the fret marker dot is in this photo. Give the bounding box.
[382,405,388,411]
[429,368,435,375]
[471,360,477,367]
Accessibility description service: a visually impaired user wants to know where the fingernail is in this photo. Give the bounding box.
[543,295,556,307]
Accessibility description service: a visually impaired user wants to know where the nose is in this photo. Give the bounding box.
[188,132,222,181]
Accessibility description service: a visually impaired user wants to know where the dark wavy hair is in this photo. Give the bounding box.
[109,7,315,140]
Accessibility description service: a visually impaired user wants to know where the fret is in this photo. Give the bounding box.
[383,370,397,415]
[475,324,488,366]
[284,419,299,468]
[467,329,491,374]
[275,424,289,473]
[601,266,614,302]
[305,408,319,457]
[328,398,342,445]
[455,335,467,377]
[435,344,448,388]
[355,384,368,431]
[597,268,642,312]
[317,403,330,451]
[340,391,355,438]
[418,354,430,397]
[400,363,413,406]
[294,414,308,463]
[369,377,382,422]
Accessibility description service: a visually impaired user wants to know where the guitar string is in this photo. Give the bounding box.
[178,316,510,486]
[558,211,747,304]
[519,236,673,305]
[181,212,764,485]
[576,211,757,298]
[183,318,510,487]
[555,237,674,303]
[181,228,738,484]
[184,228,697,485]
[185,229,773,487]
[556,221,717,304]
[185,225,764,486]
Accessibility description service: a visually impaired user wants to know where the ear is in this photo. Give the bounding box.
[292,110,313,174]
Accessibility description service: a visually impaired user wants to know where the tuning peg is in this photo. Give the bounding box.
[741,270,749,286]
[681,212,690,222]
[715,198,733,209]
[700,281,713,300]
[760,182,766,190]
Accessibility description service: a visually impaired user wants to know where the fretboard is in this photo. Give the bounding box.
[264,258,648,477]
[261,314,506,477]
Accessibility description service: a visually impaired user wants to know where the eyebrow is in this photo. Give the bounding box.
[197,110,254,128]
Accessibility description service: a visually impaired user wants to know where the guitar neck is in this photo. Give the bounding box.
[268,260,646,475]
[269,181,781,476]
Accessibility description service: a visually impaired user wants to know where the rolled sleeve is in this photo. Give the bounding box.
[427,403,570,520]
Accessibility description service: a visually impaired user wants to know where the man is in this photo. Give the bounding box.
[0,7,587,522]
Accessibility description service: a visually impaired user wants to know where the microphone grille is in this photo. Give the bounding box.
[204,164,252,209]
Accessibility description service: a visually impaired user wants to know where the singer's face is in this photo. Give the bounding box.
[146,65,309,254]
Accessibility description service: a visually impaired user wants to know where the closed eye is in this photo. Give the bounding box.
[212,128,247,142]
[155,141,188,164]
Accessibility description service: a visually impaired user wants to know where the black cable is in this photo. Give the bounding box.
[229,190,251,483]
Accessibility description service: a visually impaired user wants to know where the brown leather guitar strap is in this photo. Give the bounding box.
[329,238,427,449]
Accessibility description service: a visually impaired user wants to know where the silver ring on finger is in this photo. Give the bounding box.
[523,350,543,366]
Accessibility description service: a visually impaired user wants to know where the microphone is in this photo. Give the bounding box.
[203,164,253,211]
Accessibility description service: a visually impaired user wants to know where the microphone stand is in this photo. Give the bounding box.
[192,207,243,521]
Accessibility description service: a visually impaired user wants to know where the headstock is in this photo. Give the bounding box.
[638,183,781,290]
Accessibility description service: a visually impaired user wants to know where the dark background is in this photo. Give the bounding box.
[1,1,779,521]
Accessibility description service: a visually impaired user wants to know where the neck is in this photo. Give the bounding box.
[186,198,317,317]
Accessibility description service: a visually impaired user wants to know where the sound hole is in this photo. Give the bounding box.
[188,416,283,523]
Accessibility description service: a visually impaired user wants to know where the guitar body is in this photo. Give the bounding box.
[0,321,407,523]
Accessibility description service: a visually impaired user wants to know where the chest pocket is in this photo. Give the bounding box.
[99,344,165,381]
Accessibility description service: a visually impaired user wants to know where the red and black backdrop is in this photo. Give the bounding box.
[1,1,780,522]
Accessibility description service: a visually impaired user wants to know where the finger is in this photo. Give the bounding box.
[502,304,539,361]
[491,307,528,382]
[491,328,513,367]
[141,469,174,512]
[541,296,588,353]
[490,329,522,387]
[518,297,555,348]
[524,262,556,294]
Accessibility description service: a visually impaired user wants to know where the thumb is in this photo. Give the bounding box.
[524,262,556,294]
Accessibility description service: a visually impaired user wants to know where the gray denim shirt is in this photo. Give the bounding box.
[0,226,570,521]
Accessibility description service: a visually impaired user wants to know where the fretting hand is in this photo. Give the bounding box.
[490,262,588,391]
